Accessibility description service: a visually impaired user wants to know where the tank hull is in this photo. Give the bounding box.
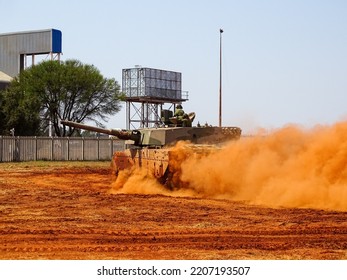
[112,148,169,179]
[111,144,220,189]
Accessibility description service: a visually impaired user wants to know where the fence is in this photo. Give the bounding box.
[0,136,125,162]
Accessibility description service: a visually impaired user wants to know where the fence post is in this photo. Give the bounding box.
[14,137,20,162]
[111,138,114,160]
[82,137,84,161]
[0,136,2,162]
[97,137,100,160]
[50,137,53,161]
[34,136,37,161]
[67,137,70,161]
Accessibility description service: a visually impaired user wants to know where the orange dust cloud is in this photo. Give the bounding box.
[179,122,347,211]
[110,167,168,195]
[110,122,347,211]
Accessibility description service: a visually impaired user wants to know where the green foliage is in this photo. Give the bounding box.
[1,60,122,136]
[1,76,42,135]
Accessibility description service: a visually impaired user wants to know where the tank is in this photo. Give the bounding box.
[61,113,241,189]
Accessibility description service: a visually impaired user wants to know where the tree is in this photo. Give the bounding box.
[0,78,42,135]
[1,60,123,136]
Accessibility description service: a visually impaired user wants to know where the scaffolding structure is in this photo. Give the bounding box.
[122,67,188,129]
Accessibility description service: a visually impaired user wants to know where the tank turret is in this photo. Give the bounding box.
[61,119,241,147]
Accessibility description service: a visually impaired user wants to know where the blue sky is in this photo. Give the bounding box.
[1,0,347,132]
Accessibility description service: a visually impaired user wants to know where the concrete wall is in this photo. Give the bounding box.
[0,136,124,162]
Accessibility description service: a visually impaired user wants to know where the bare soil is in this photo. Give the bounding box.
[0,162,346,260]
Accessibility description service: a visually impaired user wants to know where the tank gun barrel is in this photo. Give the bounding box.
[61,120,141,143]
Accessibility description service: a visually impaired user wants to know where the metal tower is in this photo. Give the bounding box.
[122,67,188,129]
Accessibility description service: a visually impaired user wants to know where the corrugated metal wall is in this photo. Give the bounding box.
[0,29,62,77]
[0,136,125,162]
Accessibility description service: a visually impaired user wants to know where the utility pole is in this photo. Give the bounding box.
[219,28,223,127]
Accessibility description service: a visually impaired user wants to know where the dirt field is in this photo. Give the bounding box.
[0,161,346,260]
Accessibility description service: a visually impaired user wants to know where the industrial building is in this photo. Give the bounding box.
[0,28,62,78]
[0,71,12,90]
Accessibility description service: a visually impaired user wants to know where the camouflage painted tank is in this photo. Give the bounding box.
[61,113,241,189]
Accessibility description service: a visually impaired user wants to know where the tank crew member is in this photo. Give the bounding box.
[174,105,191,127]
[174,104,185,118]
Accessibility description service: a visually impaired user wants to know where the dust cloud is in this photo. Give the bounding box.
[110,167,167,195]
[111,122,347,211]
[110,164,198,198]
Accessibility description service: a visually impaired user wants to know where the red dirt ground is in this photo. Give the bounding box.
[0,162,346,260]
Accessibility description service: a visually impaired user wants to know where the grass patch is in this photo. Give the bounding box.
[0,161,110,170]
